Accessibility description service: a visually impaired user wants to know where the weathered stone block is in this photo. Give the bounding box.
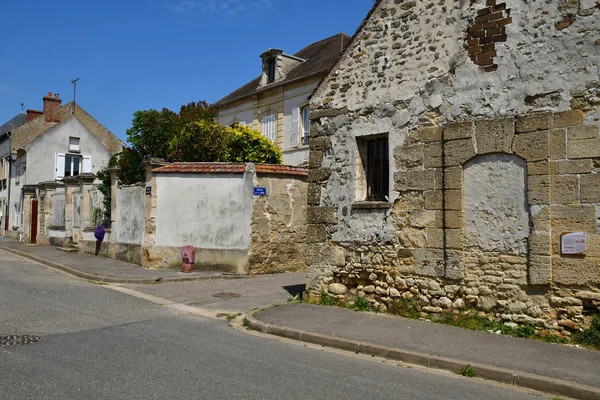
[444,190,463,211]
[444,167,463,189]
[394,170,435,191]
[307,225,327,243]
[310,136,332,151]
[527,161,549,176]
[408,210,436,228]
[307,206,337,225]
[528,255,551,285]
[446,229,463,249]
[527,175,550,205]
[580,174,600,203]
[475,117,514,154]
[568,125,599,141]
[444,121,473,140]
[551,205,597,232]
[553,257,600,285]
[516,113,551,133]
[398,228,427,248]
[427,228,443,248]
[553,110,583,128]
[550,175,579,205]
[529,232,551,255]
[558,160,593,174]
[444,139,476,167]
[567,138,600,159]
[513,130,549,161]
[530,205,550,231]
[436,211,463,229]
[395,144,424,170]
[307,183,321,206]
[308,150,324,169]
[419,127,443,142]
[423,142,443,168]
[308,168,332,183]
[424,190,442,210]
[549,129,567,160]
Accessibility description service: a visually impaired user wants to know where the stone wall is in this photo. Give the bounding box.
[249,172,308,274]
[306,0,600,334]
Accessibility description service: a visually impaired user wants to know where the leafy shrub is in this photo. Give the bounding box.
[226,124,282,164]
[573,314,600,349]
[353,296,370,312]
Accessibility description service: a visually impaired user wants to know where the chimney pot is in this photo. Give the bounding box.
[54,93,59,99]
[47,92,52,97]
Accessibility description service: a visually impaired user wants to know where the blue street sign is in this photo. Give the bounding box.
[254,187,267,196]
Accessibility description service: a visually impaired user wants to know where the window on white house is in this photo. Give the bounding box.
[301,106,310,145]
[261,115,276,143]
[65,154,81,177]
[69,137,80,152]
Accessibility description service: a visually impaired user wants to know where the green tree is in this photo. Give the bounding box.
[126,101,216,160]
[168,121,233,162]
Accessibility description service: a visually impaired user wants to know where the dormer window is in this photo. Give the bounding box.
[267,59,276,84]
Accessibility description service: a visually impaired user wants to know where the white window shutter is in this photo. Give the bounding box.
[55,153,65,180]
[270,115,276,143]
[291,107,299,147]
[82,156,92,173]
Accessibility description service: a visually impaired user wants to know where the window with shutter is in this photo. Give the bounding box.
[291,107,299,147]
[301,106,310,146]
[55,153,66,180]
[261,115,276,143]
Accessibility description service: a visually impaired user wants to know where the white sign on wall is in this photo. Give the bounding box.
[561,232,587,255]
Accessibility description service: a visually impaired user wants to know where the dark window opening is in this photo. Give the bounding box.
[267,59,276,84]
[65,154,81,177]
[366,138,389,201]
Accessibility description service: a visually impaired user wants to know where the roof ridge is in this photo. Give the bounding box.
[293,32,349,57]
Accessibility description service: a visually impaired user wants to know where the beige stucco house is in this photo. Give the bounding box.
[5,92,124,242]
[306,0,600,334]
[214,33,351,166]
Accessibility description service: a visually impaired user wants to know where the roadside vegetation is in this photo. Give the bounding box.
[310,292,600,349]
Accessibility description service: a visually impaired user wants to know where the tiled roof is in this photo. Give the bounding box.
[256,164,308,177]
[213,33,351,107]
[0,113,28,135]
[11,102,125,153]
[152,162,308,177]
[153,163,247,174]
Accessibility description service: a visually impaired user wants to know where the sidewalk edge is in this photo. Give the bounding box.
[246,314,600,400]
[0,246,249,284]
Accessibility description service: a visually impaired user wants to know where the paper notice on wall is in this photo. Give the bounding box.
[561,232,587,255]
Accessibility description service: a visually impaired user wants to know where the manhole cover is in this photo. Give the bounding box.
[212,292,242,299]
[0,335,42,347]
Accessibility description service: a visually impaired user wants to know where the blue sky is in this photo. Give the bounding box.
[0,0,373,142]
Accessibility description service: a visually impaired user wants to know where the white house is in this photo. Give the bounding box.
[6,92,124,241]
[214,33,351,166]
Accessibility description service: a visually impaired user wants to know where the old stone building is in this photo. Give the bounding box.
[306,0,600,334]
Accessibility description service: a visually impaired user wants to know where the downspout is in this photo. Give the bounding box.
[441,128,448,276]
[5,131,11,237]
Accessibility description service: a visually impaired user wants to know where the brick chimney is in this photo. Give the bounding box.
[43,92,62,123]
[26,109,43,122]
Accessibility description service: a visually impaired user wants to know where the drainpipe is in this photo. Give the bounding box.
[441,128,448,276]
[4,131,11,237]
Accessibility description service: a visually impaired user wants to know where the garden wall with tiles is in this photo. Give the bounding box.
[305,0,600,335]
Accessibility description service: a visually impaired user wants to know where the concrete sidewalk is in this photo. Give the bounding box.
[249,303,600,400]
[0,239,248,284]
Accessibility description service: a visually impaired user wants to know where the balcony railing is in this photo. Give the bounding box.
[301,135,310,146]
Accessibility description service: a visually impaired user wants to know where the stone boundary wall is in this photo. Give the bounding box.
[307,110,600,335]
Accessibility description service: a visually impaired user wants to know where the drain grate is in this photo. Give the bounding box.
[0,335,42,347]
[212,292,242,299]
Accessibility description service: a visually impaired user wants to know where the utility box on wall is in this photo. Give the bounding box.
[561,232,587,255]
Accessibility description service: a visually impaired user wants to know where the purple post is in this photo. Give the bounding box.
[181,246,195,273]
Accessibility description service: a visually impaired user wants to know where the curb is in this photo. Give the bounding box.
[0,246,250,284]
[246,314,600,400]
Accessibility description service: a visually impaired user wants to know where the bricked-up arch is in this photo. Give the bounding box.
[466,1,512,72]
[463,154,530,254]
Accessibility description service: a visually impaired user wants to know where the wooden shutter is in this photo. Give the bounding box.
[82,156,92,173]
[55,153,65,180]
[291,107,299,147]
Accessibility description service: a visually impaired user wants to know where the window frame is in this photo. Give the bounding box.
[64,154,82,178]
[365,138,389,202]
[267,59,276,84]
[300,106,310,145]
[261,114,276,143]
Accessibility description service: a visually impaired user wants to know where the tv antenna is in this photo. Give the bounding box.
[20,103,24,112]
[71,78,80,114]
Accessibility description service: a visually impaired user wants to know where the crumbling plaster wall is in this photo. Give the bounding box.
[307,0,600,333]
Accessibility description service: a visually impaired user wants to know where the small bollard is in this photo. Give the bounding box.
[181,246,195,273]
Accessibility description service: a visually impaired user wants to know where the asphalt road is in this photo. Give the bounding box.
[0,250,552,400]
